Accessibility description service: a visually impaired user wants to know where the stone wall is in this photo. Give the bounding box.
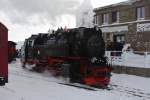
[113,65,150,77]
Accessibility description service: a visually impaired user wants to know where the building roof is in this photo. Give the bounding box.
[94,0,141,11]
[0,22,8,30]
[8,41,17,46]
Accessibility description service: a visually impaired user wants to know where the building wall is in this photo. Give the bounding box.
[94,0,150,51]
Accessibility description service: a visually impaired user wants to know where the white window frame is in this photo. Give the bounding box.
[117,12,120,23]
[103,13,109,25]
[137,7,145,20]
[112,11,119,23]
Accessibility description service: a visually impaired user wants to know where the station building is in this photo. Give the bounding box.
[94,0,150,51]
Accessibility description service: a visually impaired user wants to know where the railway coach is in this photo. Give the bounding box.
[0,22,8,86]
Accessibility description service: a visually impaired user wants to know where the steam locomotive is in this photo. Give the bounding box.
[21,27,112,87]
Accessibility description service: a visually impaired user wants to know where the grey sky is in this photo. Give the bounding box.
[0,0,127,42]
[0,0,78,25]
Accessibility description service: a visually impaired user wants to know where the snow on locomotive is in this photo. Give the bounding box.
[21,27,112,87]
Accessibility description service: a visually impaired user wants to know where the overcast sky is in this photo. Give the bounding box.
[0,0,127,42]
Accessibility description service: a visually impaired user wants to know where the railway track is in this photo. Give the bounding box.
[109,84,150,100]
[9,63,150,100]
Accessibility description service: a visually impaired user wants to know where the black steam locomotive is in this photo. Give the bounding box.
[21,27,112,87]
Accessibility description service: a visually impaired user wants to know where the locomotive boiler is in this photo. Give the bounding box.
[21,27,112,87]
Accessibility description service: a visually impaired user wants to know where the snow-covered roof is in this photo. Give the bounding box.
[94,0,141,11]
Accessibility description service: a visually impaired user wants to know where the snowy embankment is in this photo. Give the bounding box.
[0,59,150,100]
[106,51,150,68]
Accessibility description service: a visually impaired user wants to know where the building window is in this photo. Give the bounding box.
[106,33,110,40]
[28,40,34,47]
[112,11,119,23]
[116,35,125,43]
[102,13,109,24]
[94,15,98,25]
[137,7,145,20]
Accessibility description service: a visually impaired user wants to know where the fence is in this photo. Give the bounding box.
[105,51,150,68]
[105,51,150,77]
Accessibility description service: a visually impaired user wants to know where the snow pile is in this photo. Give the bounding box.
[76,0,94,28]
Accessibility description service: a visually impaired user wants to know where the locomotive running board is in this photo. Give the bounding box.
[58,82,100,91]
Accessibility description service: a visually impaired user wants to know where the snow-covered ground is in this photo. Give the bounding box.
[1,59,150,100]
[106,51,150,68]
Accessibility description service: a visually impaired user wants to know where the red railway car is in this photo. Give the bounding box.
[0,22,8,86]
